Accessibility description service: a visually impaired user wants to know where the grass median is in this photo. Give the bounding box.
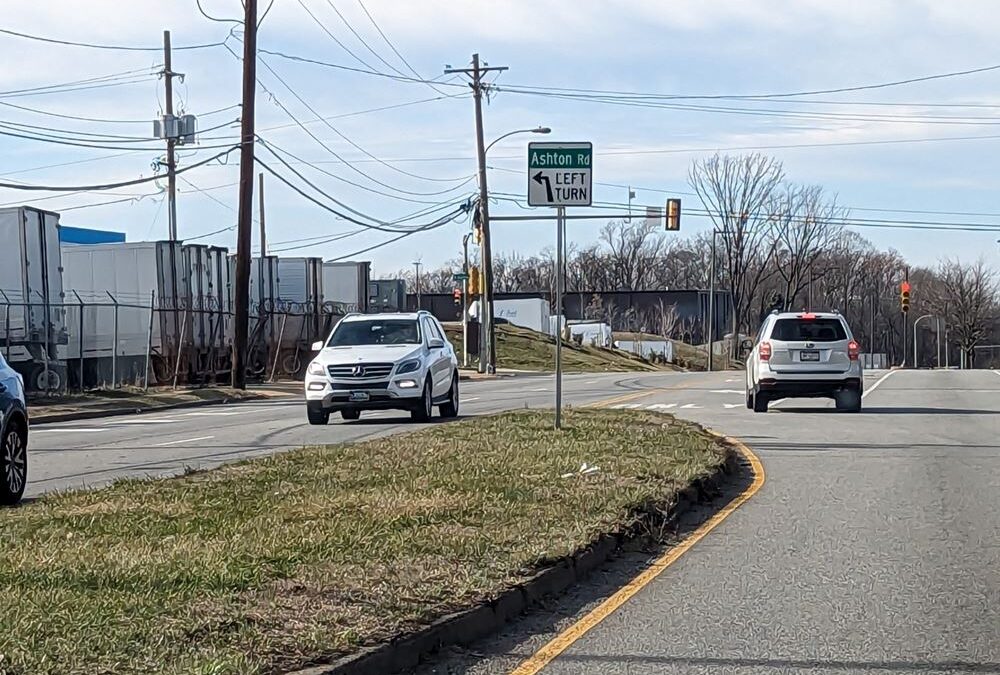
[1,408,728,675]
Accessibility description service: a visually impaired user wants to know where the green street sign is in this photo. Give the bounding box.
[527,142,593,207]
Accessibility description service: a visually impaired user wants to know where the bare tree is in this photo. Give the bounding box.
[653,299,681,338]
[768,183,844,311]
[936,258,998,367]
[689,153,785,350]
[599,219,666,290]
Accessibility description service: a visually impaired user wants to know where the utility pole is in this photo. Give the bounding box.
[462,233,471,367]
[258,173,266,256]
[231,0,257,390]
[162,30,178,241]
[445,54,508,374]
[413,261,422,310]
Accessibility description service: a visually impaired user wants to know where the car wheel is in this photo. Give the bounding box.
[439,373,459,418]
[306,405,330,426]
[745,389,753,409]
[752,391,769,413]
[411,378,433,422]
[835,389,862,413]
[341,409,361,421]
[0,419,27,506]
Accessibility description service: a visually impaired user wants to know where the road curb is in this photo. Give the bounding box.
[287,447,743,675]
[31,393,273,426]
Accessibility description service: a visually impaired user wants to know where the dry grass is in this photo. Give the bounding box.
[0,409,727,675]
[442,323,670,372]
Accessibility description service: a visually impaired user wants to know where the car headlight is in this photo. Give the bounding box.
[307,361,326,376]
[396,359,421,374]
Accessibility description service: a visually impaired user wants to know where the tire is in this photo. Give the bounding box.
[341,409,361,421]
[752,391,769,413]
[835,389,862,413]
[439,373,459,418]
[0,418,27,506]
[411,378,433,422]
[307,405,330,425]
[745,389,753,409]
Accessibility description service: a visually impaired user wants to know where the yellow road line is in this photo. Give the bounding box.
[509,436,765,675]
[586,377,698,409]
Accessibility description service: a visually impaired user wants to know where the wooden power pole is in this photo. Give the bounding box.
[231,0,258,389]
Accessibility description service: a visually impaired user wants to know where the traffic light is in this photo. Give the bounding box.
[453,288,462,305]
[469,266,481,296]
[900,280,911,313]
[666,198,681,231]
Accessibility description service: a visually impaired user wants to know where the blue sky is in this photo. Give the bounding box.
[3,0,1000,278]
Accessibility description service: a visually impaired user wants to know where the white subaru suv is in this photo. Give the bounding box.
[746,310,863,413]
[305,311,460,424]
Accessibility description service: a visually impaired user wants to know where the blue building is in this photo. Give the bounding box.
[59,225,126,246]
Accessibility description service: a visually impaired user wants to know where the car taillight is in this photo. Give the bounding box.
[848,340,859,361]
[759,341,772,361]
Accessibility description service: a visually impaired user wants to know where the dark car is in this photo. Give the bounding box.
[0,354,28,505]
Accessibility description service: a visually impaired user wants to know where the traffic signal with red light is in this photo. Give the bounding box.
[453,288,462,305]
[900,280,911,313]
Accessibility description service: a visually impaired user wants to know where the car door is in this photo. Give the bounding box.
[422,318,450,397]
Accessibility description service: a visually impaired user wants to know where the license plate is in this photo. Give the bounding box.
[348,391,370,402]
[800,350,820,362]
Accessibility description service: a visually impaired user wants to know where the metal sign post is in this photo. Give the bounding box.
[555,206,565,430]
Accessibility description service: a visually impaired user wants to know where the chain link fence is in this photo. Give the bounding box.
[1,293,353,394]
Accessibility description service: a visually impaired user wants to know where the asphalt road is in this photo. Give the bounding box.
[25,372,662,499]
[419,368,1000,675]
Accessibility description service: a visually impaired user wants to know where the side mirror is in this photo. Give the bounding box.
[311,341,324,352]
[428,338,444,349]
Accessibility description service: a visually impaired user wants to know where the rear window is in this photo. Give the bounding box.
[771,318,847,342]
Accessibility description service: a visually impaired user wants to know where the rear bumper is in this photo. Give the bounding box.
[756,376,862,398]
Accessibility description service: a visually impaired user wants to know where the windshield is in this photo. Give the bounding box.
[327,319,421,346]
[771,318,847,342]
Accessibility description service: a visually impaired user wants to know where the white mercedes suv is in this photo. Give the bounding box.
[305,311,460,424]
[746,310,863,413]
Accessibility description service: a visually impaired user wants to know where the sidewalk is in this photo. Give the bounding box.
[30,386,291,425]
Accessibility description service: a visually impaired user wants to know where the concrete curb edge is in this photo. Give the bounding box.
[289,446,744,675]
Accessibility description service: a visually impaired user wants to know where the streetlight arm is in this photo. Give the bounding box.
[485,127,551,155]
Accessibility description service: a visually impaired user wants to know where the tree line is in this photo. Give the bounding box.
[400,153,1000,368]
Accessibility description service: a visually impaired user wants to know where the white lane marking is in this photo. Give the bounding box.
[585,380,599,384]
[152,435,215,447]
[680,403,701,409]
[531,387,550,392]
[463,397,480,402]
[182,410,253,417]
[723,403,742,409]
[862,369,898,400]
[102,419,178,425]
[648,403,677,410]
[31,428,109,434]
[994,370,1000,377]
[725,378,738,383]
[611,403,643,409]
[710,389,743,394]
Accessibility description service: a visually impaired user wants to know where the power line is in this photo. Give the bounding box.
[258,93,468,133]
[0,27,226,51]
[322,0,407,77]
[257,46,465,87]
[0,146,238,191]
[296,0,381,72]
[261,137,476,204]
[256,52,470,185]
[255,149,473,231]
[355,0,449,96]
[0,67,158,98]
[499,60,1000,101]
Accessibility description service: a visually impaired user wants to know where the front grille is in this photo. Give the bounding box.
[327,362,395,379]
[330,381,390,390]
